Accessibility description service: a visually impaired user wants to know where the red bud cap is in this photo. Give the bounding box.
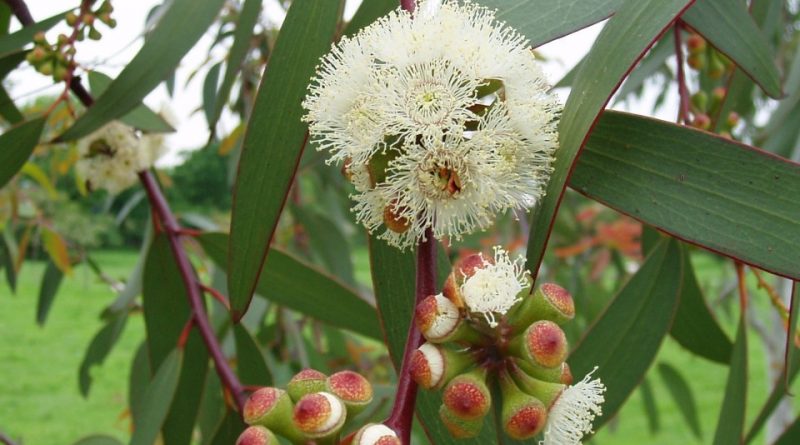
[236,426,277,445]
[686,34,706,53]
[288,369,327,401]
[442,369,491,420]
[293,392,346,439]
[561,362,574,385]
[352,423,401,445]
[510,283,574,329]
[511,320,568,368]
[439,405,484,438]
[326,370,373,413]
[243,388,304,442]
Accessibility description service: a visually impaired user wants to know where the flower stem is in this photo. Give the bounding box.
[6,0,248,414]
[385,229,437,442]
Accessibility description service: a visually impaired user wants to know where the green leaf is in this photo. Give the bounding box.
[683,0,782,98]
[203,61,222,128]
[572,111,800,281]
[197,373,225,445]
[775,416,800,445]
[59,0,225,141]
[0,117,45,189]
[87,71,174,133]
[0,238,16,293]
[71,435,123,445]
[128,342,151,428]
[211,0,262,129]
[0,11,67,58]
[0,84,23,124]
[233,324,272,387]
[142,235,209,445]
[209,409,247,445]
[669,245,732,363]
[712,317,748,445]
[640,377,660,433]
[130,349,184,445]
[570,238,683,429]
[228,0,340,321]
[198,233,381,339]
[477,0,621,48]
[525,0,695,273]
[615,29,674,104]
[343,0,396,37]
[291,205,356,286]
[36,260,64,326]
[79,314,128,396]
[657,362,702,439]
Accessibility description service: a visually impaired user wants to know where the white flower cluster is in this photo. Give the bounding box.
[75,121,165,195]
[303,0,559,248]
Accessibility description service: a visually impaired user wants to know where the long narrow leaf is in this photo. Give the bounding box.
[712,317,748,445]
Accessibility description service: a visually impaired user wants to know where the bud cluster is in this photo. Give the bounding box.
[683,32,739,137]
[410,247,605,443]
[26,1,116,83]
[238,369,400,445]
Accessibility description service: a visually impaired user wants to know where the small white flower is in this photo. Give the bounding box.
[303,0,559,248]
[460,246,529,327]
[75,121,165,194]
[542,367,606,445]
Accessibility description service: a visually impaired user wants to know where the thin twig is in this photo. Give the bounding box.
[736,261,748,312]
[0,430,20,445]
[673,20,690,125]
[199,283,231,311]
[385,228,437,442]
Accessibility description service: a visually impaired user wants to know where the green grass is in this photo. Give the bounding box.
[0,251,144,444]
[0,249,797,444]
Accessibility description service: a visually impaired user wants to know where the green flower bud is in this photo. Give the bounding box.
[439,404,484,438]
[351,423,401,445]
[514,358,572,384]
[499,371,548,440]
[409,342,472,390]
[33,31,47,45]
[509,282,574,330]
[509,320,568,369]
[243,387,304,443]
[415,293,480,344]
[509,362,565,407]
[88,27,102,41]
[690,91,708,114]
[691,113,711,131]
[442,368,491,420]
[65,11,78,26]
[287,368,327,401]
[38,61,54,76]
[686,34,706,54]
[53,64,68,82]
[687,52,706,70]
[708,52,726,80]
[26,46,47,65]
[292,392,347,441]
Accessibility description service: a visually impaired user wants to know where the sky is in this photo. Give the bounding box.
[9,1,673,166]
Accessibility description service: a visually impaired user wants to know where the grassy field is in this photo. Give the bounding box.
[0,250,797,444]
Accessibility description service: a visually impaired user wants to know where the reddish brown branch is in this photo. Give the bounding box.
[673,21,690,125]
[735,261,748,311]
[385,228,437,442]
[0,430,20,445]
[5,0,247,414]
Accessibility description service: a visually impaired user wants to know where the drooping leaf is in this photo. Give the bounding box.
[142,235,209,445]
[36,260,64,326]
[199,233,381,339]
[130,349,184,445]
[0,117,45,189]
[476,0,621,48]
[40,226,72,275]
[197,373,225,445]
[525,0,695,274]
[0,84,23,124]
[712,317,748,445]
[670,245,732,363]
[79,314,128,396]
[71,435,123,445]
[0,11,67,58]
[228,0,340,321]
[87,71,174,133]
[59,0,226,140]
[657,362,702,439]
[0,239,16,293]
[570,238,683,429]
[683,0,782,98]
[203,61,222,128]
[343,0,396,37]
[640,377,661,433]
[129,342,151,428]
[210,0,262,129]
[572,111,800,280]
[233,324,272,387]
[21,162,57,198]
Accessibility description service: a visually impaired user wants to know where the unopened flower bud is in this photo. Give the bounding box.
[442,368,491,420]
[443,253,488,308]
[726,111,740,129]
[415,293,477,344]
[510,320,568,369]
[26,46,47,65]
[439,405,484,438]
[708,54,725,79]
[691,113,711,130]
[509,362,565,407]
[510,283,575,330]
[690,91,708,114]
[326,370,373,414]
[686,34,706,53]
[65,11,78,26]
[293,392,347,440]
[33,31,47,44]
[37,61,53,76]
[351,423,401,445]
[499,372,548,440]
[287,368,327,401]
[53,64,68,82]
[88,27,102,41]
[687,53,706,70]
[243,387,304,442]
[383,201,410,234]
[514,358,572,384]
[409,342,472,390]
[236,426,277,445]
[82,13,95,25]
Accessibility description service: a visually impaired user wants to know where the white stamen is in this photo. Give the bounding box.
[461,246,529,327]
[542,367,606,445]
